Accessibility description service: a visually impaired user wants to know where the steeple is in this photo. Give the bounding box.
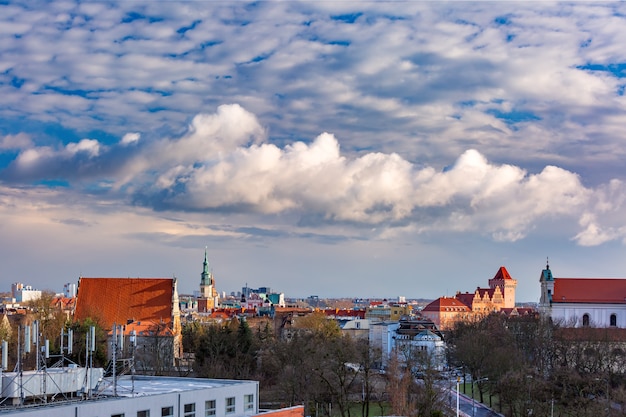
[540,257,554,282]
[539,258,555,311]
[201,247,212,286]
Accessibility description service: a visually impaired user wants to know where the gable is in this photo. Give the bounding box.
[74,278,174,328]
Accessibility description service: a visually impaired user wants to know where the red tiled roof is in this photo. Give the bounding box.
[423,297,471,312]
[492,266,513,280]
[499,307,536,316]
[476,288,496,298]
[52,296,75,310]
[455,292,475,308]
[553,278,626,304]
[323,309,366,318]
[74,278,174,328]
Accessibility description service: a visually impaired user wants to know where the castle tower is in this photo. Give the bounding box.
[488,266,517,309]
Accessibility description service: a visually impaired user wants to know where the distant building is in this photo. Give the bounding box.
[539,261,626,327]
[240,285,285,308]
[394,318,446,371]
[62,282,77,298]
[198,248,220,313]
[365,301,412,322]
[420,297,472,330]
[369,321,399,368]
[369,318,445,370]
[11,282,42,303]
[422,266,518,330]
[324,309,369,339]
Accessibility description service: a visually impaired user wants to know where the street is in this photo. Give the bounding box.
[446,384,503,417]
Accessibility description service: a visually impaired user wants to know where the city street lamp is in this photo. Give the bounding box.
[456,376,461,417]
[472,377,488,417]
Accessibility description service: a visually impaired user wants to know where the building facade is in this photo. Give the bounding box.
[539,262,626,328]
[1,374,261,417]
[421,266,518,330]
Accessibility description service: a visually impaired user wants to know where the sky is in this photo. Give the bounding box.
[2,1,626,302]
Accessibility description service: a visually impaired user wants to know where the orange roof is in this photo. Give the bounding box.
[492,266,513,280]
[324,309,366,318]
[52,296,75,310]
[553,278,626,304]
[455,292,475,308]
[423,297,471,312]
[74,278,174,328]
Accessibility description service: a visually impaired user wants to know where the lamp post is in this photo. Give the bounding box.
[456,376,461,417]
[472,377,488,417]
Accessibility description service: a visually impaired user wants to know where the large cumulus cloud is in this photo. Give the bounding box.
[3,104,625,245]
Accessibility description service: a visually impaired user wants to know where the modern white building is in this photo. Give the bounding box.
[63,282,77,298]
[369,321,400,368]
[11,283,41,303]
[0,373,260,417]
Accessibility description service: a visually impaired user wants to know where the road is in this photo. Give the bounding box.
[445,385,503,417]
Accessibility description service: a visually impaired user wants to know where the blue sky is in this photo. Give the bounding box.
[2,1,626,302]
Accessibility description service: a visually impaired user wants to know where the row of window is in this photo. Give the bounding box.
[111,394,255,417]
[581,313,618,327]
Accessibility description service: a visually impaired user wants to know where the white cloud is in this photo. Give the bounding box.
[3,1,626,302]
[6,101,626,247]
[0,133,32,150]
[120,133,140,146]
[65,139,101,157]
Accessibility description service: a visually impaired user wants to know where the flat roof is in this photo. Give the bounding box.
[99,375,256,397]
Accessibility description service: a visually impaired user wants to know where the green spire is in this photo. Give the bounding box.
[201,247,212,286]
[541,257,554,281]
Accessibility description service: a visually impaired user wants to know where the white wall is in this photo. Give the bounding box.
[5,377,259,417]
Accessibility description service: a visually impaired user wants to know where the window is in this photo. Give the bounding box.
[226,397,236,414]
[611,314,617,327]
[162,407,174,417]
[112,414,125,417]
[582,314,590,327]
[184,403,196,417]
[245,394,255,411]
[205,400,216,417]
[138,412,150,417]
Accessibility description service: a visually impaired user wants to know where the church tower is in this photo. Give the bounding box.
[200,248,213,298]
[538,259,554,315]
[198,248,219,312]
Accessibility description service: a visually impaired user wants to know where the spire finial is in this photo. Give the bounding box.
[546,256,550,270]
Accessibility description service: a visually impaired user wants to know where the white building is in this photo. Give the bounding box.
[11,282,42,303]
[63,282,77,298]
[369,321,399,368]
[369,319,446,371]
[539,262,626,328]
[1,373,260,417]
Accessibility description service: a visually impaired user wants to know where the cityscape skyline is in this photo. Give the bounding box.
[2,2,626,301]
